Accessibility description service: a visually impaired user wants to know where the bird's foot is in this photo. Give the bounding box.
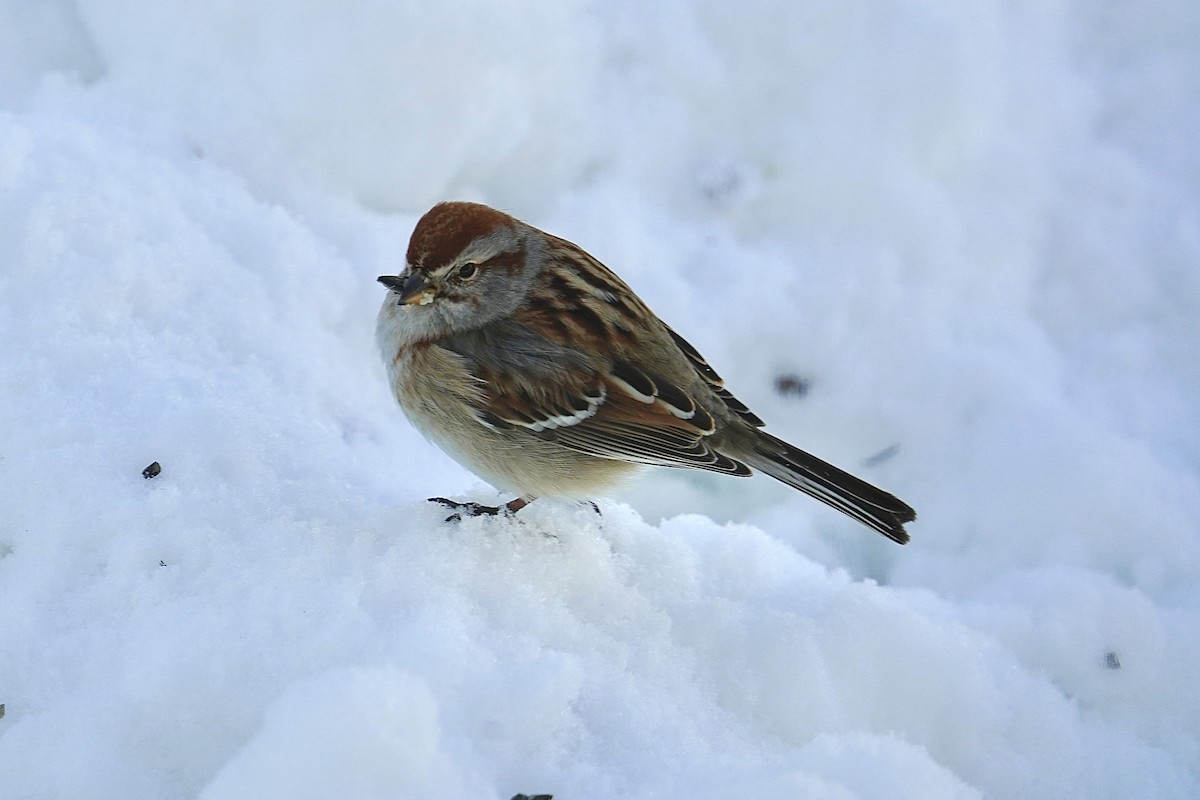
[429,496,531,522]
[429,497,500,521]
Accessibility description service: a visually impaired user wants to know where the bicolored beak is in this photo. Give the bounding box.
[378,272,434,306]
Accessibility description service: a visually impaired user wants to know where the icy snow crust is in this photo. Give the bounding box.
[1,2,1198,798]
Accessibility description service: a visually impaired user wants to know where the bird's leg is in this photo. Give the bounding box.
[504,496,532,513]
[429,495,536,522]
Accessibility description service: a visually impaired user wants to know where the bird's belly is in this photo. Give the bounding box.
[389,345,636,498]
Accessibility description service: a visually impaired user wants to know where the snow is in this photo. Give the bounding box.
[2,1,1199,798]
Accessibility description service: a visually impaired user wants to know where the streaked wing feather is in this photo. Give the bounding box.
[469,356,750,476]
[663,324,765,428]
[554,421,751,475]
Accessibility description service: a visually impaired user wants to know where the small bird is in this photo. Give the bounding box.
[377,202,915,543]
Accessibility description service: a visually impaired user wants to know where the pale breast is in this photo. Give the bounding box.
[386,342,637,499]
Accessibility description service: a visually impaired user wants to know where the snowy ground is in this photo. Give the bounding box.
[2,2,1199,798]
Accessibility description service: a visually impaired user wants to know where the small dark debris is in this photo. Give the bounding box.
[0,703,5,720]
[863,444,900,468]
[1104,651,1121,670]
[510,795,552,800]
[142,461,162,479]
[159,560,168,567]
[774,374,811,398]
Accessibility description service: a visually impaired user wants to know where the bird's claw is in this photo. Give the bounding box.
[429,496,535,522]
[428,497,504,522]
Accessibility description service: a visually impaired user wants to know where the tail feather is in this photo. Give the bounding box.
[746,433,915,544]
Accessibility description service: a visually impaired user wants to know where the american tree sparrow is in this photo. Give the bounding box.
[377,202,915,543]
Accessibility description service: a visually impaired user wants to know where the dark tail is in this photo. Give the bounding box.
[744,432,915,544]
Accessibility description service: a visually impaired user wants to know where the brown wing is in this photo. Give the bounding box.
[470,357,751,476]
[447,235,755,476]
[662,324,764,428]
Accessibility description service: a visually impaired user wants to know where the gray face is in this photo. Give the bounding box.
[378,203,546,341]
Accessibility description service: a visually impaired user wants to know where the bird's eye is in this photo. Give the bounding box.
[456,262,479,280]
